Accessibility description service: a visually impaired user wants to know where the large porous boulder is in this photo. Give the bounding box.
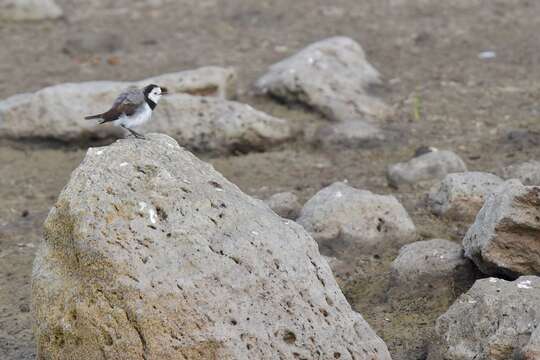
[255,36,392,122]
[264,192,301,220]
[31,134,391,360]
[387,150,467,188]
[428,276,540,360]
[463,179,540,278]
[297,182,416,255]
[311,120,386,149]
[389,239,475,300]
[0,0,62,21]
[500,160,540,186]
[428,172,503,222]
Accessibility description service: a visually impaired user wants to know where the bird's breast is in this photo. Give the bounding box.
[121,104,152,129]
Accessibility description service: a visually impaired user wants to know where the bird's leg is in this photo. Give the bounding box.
[122,125,146,140]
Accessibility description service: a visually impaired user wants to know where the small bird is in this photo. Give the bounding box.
[85,84,168,139]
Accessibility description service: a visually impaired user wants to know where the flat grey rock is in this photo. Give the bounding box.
[428,172,503,222]
[255,37,392,122]
[297,182,416,255]
[386,150,467,187]
[463,179,540,278]
[428,276,540,360]
[31,134,391,360]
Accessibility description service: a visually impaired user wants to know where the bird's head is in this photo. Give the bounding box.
[144,84,169,104]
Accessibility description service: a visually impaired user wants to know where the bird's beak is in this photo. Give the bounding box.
[161,87,169,95]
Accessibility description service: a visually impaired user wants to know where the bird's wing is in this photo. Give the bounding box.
[112,86,144,107]
[100,86,145,123]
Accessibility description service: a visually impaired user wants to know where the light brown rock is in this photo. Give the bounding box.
[32,134,391,360]
[255,37,392,122]
[463,179,540,278]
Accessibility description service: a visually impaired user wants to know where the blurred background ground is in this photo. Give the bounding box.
[1,0,539,359]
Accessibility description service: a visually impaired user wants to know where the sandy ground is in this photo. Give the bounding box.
[1,0,540,359]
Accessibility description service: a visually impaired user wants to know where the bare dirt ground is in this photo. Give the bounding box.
[1,0,539,359]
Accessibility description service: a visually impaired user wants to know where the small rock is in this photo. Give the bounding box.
[311,120,386,149]
[428,276,540,360]
[386,150,467,187]
[255,36,392,122]
[21,209,29,218]
[500,160,540,185]
[264,192,301,220]
[463,179,540,278]
[32,134,391,359]
[389,239,475,299]
[427,172,503,222]
[0,0,62,21]
[297,182,416,255]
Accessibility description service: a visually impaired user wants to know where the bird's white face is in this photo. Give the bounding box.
[148,87,163,104]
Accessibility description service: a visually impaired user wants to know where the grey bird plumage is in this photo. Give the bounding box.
[85,84,168,139]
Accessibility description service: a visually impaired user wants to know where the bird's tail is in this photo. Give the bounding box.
[84,113,103,120]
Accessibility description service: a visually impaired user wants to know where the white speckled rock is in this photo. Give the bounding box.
[389,239,475,299]
[463,179,540,278]
[428,172,503,222]
[142,94,296,153]
[264,192,301,220]
[311,120,386,149]
[31,134,391,360]
[0,0,62,21]
[500,160,540,186]
[255,37,392,122]
[297,182,416,255]
[428,276,540,360]
[386,150,467,187]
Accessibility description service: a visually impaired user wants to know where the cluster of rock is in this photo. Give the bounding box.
[32,135,392,359]
[418,170,540,358]
[0,67,296,152]
[1,36,395,153]
[378,159,540,359]
[21,28,540,358]
[428,276,540,360]
[255,37,394,150]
